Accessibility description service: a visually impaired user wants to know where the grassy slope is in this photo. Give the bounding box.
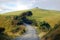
[3,10,28,15]
[1,8,60,38]
[0,15,25,39]
[31,8,60,27]
[3,8,60,27]
[3,8,60,29]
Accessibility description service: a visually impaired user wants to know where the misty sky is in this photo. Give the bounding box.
[0,0,60,13]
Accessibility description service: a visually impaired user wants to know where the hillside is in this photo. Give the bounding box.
[0,8,60,39]
[3,8,60,16]
[3,8,60,26]
[3,8,60,27]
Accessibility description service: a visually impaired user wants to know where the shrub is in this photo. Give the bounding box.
[40,21,51,32]
[20,11,32,17]
[0,28,5,34]
[13,16,19,20]
[32,19,38,26]
[54,24,59,29]
[26,11,32,16]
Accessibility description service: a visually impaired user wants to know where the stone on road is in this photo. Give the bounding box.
[14,24,40,40]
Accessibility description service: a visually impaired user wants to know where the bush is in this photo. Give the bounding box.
[32,19,38,26]
[39,21,51,32]
[26,11,32,16]
[13,16,19,20]
[0,28,5,34]
[17,20,23,25]
[54,24,59,29]
[20,11,32,17]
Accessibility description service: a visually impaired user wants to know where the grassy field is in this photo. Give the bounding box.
[3,8,60,27]
[0,8,60,39]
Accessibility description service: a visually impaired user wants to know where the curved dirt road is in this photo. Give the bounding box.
[14,24,40,40]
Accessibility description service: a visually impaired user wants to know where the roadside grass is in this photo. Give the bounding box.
[0,15,26,40]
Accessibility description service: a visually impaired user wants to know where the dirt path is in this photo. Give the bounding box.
[14,24,40,40]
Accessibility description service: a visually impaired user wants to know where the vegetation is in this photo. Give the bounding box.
[41,22,60,40]
[39,21,51,32]
[0,8,60,39]
[0,15,26,40]
[0,11,33,40]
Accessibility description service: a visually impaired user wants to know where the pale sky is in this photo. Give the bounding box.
[0,0,60,13]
